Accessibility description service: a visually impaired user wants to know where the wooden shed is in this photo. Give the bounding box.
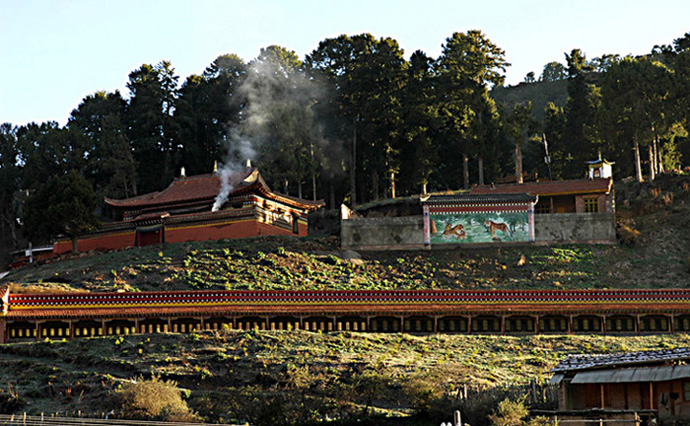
[550,348,690,425]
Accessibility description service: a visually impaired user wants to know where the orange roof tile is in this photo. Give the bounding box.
[470,178,612,197]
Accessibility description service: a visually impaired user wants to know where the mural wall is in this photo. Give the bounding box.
[429,211,530,244]
[422,194,536,246]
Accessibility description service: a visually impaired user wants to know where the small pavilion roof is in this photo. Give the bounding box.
[470,178,612,197]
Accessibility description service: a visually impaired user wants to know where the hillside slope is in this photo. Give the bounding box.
[490,79,568,122]
[0,175,688,425]
[0,331,688,425]
[3,176,689,292]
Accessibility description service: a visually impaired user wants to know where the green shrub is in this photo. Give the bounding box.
[116,375,199,422]
[489,398,529,426]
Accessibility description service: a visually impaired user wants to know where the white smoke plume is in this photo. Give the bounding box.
[211,133,256,212]
[211,47,345,209]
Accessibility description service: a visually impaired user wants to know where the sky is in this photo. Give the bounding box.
[1,0,689,127]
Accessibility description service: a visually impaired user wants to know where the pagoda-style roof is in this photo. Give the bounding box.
[470,177,612,197]
[104,168,324,212]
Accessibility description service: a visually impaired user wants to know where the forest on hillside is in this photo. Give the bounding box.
[1,30,690,261]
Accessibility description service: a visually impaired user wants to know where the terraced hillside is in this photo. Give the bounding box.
[0,174,688,425]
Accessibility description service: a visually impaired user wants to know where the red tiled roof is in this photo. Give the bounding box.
[470,178,612,197]
[104,170,249,208]
[104,168,324,211]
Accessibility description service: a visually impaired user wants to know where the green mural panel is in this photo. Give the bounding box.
[430,211,529,244]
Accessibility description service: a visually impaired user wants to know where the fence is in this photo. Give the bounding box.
[0,414,238,426]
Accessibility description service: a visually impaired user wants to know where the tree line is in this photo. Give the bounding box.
[1,30,690,260]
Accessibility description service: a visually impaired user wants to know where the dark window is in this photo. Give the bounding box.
[535,203,551,214]
[584,197,599,213]
[292,215,299,234]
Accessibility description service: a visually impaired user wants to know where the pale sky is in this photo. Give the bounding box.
[1,0,689,127]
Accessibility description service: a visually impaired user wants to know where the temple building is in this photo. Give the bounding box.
[53,167,324,254]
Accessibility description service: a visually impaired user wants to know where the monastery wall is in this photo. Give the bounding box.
[166,220,260,243]
[341,212,616,250]
[341,216,425,250]
[534,212,616,244]
[54,230,136,255]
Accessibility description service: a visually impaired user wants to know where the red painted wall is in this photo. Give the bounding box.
[166,220,259,243]
[54,231,136,255]
[54,215,309,255]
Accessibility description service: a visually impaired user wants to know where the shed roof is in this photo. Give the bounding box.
[552,347,690,373]
[471,178,612,197]
[570,365,690,384]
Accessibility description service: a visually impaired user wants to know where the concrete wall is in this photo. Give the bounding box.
[308,209,341,237]
[341,216,424,250]
[535,212,616,244]
[341,212,616,250]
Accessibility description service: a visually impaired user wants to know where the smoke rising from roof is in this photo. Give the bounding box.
[211,48,344,211]
[211,132,256,212]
